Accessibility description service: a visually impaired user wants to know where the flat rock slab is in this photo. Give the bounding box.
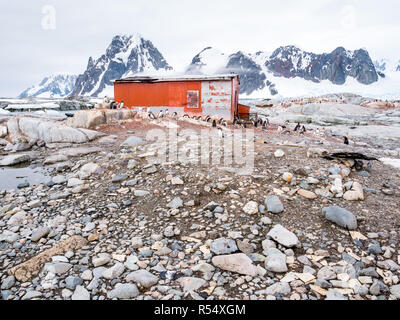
[43,154,68,165]
[107,283,139,299]
[57,147,102,157]
[126,270,159,288]
[177,277,207,292]
[267,224,300,248]
[7,235,87,282]
[212,253,258,276]
[121,136,146,147]
[0,154,30,166]
[322,206,357,230]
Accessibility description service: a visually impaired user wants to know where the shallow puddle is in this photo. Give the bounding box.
[0,164,49,191]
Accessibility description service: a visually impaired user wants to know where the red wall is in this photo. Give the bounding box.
[114,81,202,114]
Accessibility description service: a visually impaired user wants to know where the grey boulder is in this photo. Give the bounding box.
[322,206,357,230]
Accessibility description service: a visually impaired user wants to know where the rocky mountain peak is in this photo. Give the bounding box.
[70,34,172,97]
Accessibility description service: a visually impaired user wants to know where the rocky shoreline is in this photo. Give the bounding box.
[0,108,400,301]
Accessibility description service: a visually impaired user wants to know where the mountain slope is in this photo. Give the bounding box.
[186,45,388,98]
[70,34,172,97]
[19,74,78,98]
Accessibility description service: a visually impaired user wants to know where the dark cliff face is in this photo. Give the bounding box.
[186,47,214,74]
[224,52,266,95]
[267,46,378,85]
[70,35,172,97]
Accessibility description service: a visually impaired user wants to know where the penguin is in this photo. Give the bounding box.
[219,118,224,125]
[277,125,286,133]
[344,136,349,145]
[183,114,190,119]
[253,120,258,128]
[217,127,224,138]
[205,116,211,123]
[212,120,217,127]
[294,123,301,132]
[241,123,247,129]
[171,112,178,119]
[158,110,165,118]
[299,126,306,134]
[197,116,202,121]
[148,111,156,120]
[262,122,267,131]
[221,120,227,127]
[165,110,169,117]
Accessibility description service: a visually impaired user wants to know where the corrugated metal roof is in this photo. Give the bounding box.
[113,74,239,83]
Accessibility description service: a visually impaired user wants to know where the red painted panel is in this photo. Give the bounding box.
[114,81,202,114]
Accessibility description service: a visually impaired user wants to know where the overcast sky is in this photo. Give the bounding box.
[0,0,399,97]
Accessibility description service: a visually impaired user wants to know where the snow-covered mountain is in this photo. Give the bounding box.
[267,46,378,85]
[186,46,400,99]
[19,74,78,98]
[70,34,172,97]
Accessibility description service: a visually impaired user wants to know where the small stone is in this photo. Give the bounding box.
[102,263,125,280]
[177,277,207,292]
[343,182,364,201]
[243,201,259,215]
[167,197,183,209]
[126,270,159,288]
[46,263,73,275]
[71,286,90,300]
[65,276,84,290]
[390,284,400,298]
[171,177,184,185]
[21,290,42,300]
[212,253,258,276]
[267,225,300,248]
[297,189,317,199]
[265,282,291,296]
[131,237,143,249]
[264,253,288,273]
[81,270,93,281]
[1,276,15,290]
[274,149,285,158]
[325,289,348,300]
[67,178,84,188]
[210,238,238,255]
[30,227,50,242]
[282,172,293,183]
[265,195,284,214]
[322,206,357,230]
[317,266,336,280]
[107,283,139,299]
[92,255,111,267]
[368,243,382,255]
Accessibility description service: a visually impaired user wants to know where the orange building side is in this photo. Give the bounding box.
[114,81,202,114]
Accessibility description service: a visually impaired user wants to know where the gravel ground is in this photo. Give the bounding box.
[1,115,399,301]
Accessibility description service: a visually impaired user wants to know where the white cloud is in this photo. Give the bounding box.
[0,0,399,96]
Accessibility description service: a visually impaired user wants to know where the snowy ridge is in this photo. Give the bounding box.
[19,74,78,98]
[186,45,400,100]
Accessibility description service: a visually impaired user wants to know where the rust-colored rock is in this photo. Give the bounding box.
[7,235,87,282]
